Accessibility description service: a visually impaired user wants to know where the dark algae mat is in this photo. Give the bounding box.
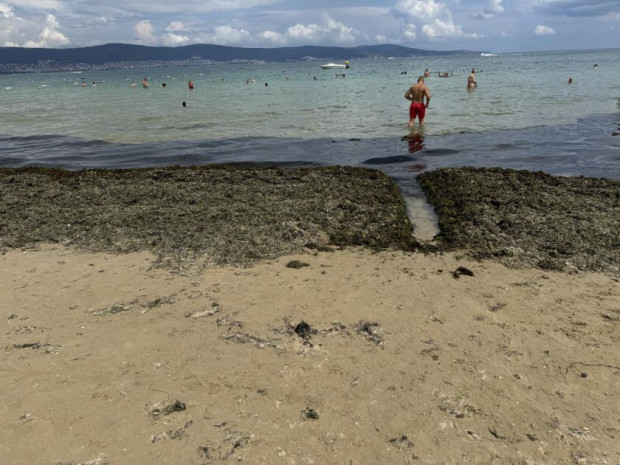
[3,165,618,273]
[418,167,620,273]
[0,165,417,266]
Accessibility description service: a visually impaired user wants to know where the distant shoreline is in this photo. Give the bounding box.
[0,42,484,74]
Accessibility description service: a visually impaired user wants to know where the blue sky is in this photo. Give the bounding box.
[0,0,618,52]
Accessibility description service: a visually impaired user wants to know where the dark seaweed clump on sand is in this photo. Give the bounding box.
[0,165,417,266]
[418,167,620,273]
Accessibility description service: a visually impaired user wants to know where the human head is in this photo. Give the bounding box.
[471,68,475,73]
[417,76,425,83]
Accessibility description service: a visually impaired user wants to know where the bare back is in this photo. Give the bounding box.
[405,82,430,104]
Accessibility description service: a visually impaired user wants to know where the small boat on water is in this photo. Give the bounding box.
[321,61,350,69]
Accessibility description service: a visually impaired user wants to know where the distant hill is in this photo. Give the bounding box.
[0,43,482,69]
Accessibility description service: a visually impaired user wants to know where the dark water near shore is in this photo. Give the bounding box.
[2,113,618,199]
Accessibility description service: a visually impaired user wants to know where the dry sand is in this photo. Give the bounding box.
[1,245,619,465]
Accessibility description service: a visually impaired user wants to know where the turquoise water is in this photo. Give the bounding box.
[1,48,619,143]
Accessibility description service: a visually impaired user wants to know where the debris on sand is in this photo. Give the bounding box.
[141,295,175,313]
[354,321,384,346]
[54,454,108,465]
[92,303,131,316]
[273,318,385,350]
[8,342,61,353]
[220,430,250,459]
[439,394,479,418]
[220,332,282,350]
[286,260,310,269]
[294,321,313,339]
[301,407,320,420]
[216,313,243,329]
[389,435,414,449]
[452,266,475,279]
[151,421,193,443]
[186,302,221,318]
[197,429,251,461]
[148,400,186,419]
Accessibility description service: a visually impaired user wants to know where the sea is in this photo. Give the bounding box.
[1,48,619,236]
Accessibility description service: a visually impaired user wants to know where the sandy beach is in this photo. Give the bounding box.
[1,166,619,464]
[2,244,619,465]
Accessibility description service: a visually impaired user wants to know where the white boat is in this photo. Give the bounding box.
[321,61,350,69]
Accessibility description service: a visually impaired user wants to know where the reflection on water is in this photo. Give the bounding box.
[402,131,425,154]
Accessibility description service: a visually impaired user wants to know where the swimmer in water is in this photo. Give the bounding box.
[467,68,477,89]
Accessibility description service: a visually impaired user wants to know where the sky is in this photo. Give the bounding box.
[0,0,618,53]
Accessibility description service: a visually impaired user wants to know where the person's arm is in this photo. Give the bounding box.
[425,88,431,107]
[404,87,412,101]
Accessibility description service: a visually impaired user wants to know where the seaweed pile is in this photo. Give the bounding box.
[0,165,417,266]
[418,167,620,273]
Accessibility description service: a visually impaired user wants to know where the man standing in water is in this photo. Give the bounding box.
[467,68,477,89]
[405,76,431,127]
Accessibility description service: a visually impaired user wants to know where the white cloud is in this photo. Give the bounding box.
[403,23,417,40]
[286,23,321,41]
[166,21,186,32]
[322,11,355,42]
[207,25,252,44]
[133,19,191,45]
[375,34,388,43]
[0,1,15,18]
[422,18,471,38]
[393,0,444,20]
[485,0,504,15]
[161,32,189,45]
[23,14,70,47]
[475,0,504,18]
[391,0,476,40]
[256,30,286,44]
[534,24,556,35]
[1,23,23,47]
[261,12,357,45]
[134,20,156,45]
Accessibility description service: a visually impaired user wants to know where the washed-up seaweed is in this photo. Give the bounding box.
[418,167,620,273]
[0,165,417,266]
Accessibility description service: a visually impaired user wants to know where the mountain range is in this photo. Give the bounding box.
[0,43,482,68]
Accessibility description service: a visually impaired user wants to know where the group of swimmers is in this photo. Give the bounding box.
[129,78,195,89]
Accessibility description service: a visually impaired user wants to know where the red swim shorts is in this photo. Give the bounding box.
[410,102,426,120]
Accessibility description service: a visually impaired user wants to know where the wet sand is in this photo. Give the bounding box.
[1,245,619,465]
